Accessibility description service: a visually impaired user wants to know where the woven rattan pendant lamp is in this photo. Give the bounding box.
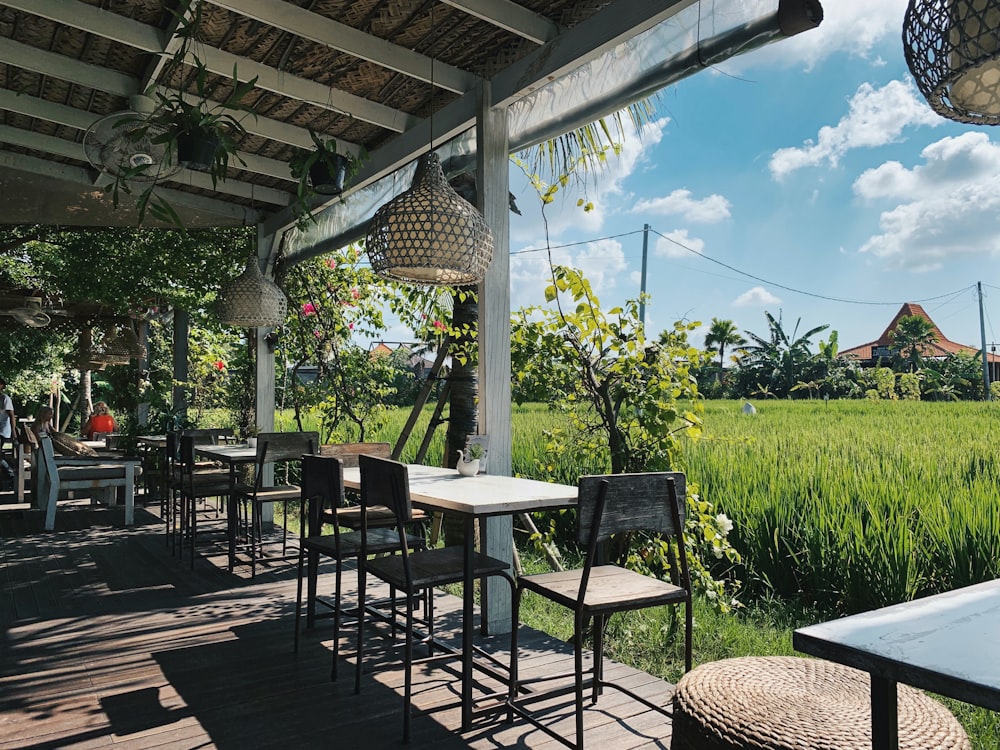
[904,0,1000,123]
[366,152,494,286]
[217,256,288,327]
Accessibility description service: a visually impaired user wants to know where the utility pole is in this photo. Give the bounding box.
[979,281,990,400]
[639,223,649,327]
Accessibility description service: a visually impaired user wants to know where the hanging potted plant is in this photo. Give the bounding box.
[104,0,258,227]
[289,131,365,222]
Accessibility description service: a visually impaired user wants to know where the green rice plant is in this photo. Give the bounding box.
[684,400,1000,613]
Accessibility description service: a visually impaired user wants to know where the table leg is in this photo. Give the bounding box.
[870,674,898,750]
[462,512,474,731]
[227,465,237,572]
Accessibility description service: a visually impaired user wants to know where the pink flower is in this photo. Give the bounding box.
[214,360,225,371]
[433,320,446,331]
[348,322,354,331]
[313,330,323,339]
[301,302,316,316]
[325,258,337,269]
[350,287,360,300]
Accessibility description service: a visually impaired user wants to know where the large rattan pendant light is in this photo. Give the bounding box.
[904,0,1000,124]
[217,256,288,327]
[366,152,494,286]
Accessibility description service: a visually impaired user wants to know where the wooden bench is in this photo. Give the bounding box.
[36,432,141,531]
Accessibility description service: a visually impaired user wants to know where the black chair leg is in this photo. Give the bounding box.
[574,610,586,750]
[354,561,366,693]
[294,546,305,653]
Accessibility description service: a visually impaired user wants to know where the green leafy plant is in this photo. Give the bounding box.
[464,442,484,461]
[107,0,258,227]
[288,131,366,224]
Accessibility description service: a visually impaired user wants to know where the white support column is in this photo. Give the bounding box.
[255,227,279,521]
[476,80,514,635]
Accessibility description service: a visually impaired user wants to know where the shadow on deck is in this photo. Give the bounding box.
[0,500,675,749]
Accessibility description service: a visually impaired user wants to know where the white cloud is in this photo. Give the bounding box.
[854,132,1000,271]
[744,0,907,70]
[655,229,704,259]
[509,238,627,310]
[632,189,731,223]
[733,286,781,307]
[769,79,942,179]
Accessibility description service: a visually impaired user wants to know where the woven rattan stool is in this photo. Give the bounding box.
[670,656,970,750]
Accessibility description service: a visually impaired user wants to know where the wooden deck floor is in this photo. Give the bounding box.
[0,498,675,749]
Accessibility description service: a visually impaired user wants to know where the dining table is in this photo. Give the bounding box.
[342,463,578,731]
[192,442,258,571]
[793,578,1000,749]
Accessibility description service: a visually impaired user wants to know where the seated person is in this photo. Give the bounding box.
[81,401,116,440]
[26,405,53,448]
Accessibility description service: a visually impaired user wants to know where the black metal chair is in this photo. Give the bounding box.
[318,442,430,532]
[175,434,232,570]
[353,455,515,743]
[235,431,318,578]
[292,454,425,679]
[507,472,693,750]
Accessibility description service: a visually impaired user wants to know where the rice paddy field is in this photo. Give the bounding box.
[684,399,1000,613]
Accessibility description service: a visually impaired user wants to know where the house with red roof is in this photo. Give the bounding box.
[838,302,1000,381]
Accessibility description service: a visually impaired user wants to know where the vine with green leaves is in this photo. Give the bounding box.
[511,155,741,612]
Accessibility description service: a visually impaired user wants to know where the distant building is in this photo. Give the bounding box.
[838,302,1000,380]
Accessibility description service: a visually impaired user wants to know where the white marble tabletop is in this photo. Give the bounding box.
[341,463,577,517]
[795,577,1000,712]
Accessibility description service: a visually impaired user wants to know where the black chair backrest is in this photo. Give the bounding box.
[257,432,319,464]
[182,428,234,445]
[359,455,415,520]
[301,454,344,537]
[577,472,689,595]
[577,472,686,545]
[319,442,391,468]
[358,454,415,575]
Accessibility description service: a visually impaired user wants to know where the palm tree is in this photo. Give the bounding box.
[704,318,746,381]
[889,315,938,373]
[742,311,829,398]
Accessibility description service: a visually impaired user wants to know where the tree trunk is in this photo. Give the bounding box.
[443,288,479,547]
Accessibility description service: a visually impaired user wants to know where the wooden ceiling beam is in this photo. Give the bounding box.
[210,0,478,94]
[440,0,558,45]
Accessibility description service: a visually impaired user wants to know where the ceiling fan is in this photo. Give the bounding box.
[83,97,180,183]
[9,297,51,328]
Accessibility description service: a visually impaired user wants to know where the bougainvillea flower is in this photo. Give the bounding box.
[214,360,226,371]
[433,320,446,331]
[301,302,317,316]
[326,258,337,269]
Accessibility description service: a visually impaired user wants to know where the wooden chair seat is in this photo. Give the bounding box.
[520,565,689,613]
[366,545,510,591]
[331,504,429,529]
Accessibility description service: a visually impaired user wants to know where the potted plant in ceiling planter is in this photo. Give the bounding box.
[289,131,365,222]
[103,0,258,226]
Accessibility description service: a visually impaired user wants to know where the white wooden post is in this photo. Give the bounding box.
[476,81,514,635]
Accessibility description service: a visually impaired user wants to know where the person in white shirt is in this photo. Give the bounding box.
[0,379,16,484]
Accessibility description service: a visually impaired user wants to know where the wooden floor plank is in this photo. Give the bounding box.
[0,502,679,749]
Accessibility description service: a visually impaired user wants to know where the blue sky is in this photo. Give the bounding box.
[498,0,1000,356]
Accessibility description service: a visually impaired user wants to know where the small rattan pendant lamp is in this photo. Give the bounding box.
[217,256,288,327]
[904,0,1000,124]
[366,152,494,286]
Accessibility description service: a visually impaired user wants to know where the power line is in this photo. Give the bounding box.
[648,227,977,307]
[509,230,645,256]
